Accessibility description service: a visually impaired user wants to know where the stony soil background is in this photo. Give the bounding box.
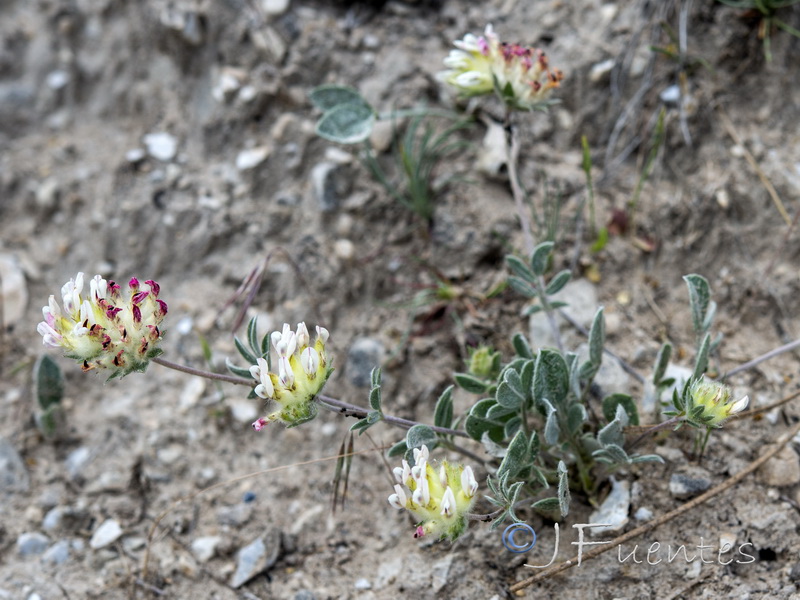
[2,0,800,599]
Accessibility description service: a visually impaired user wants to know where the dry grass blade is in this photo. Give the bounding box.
[509,418,800,592]
[331,433,355,514]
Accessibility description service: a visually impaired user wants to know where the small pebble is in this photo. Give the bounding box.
[89,519,123,549]
[17,533,50,556]
[143,132,178,162]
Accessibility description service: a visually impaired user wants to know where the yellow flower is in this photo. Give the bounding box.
[388,445,479,540]
[250,323,333,429]
[37,273,167,378]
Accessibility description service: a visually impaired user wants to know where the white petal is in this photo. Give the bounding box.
[439,465,448,488]
[316,325,329,344]
[300,347,319,377]
[278,356,293,387]
[730,395,749,414]
[440,487,456,517]
[461,466,478,497]
[295,322,310,348]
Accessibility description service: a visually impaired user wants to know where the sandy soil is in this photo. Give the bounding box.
[2,0,800,598]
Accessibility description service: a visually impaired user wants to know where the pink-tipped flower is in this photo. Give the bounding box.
[439,24,564,111]
[37,272,167,378]
[250,322,334,428]
[387,445,479,541]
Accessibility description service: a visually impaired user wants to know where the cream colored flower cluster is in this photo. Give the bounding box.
[440,24,563,111]
[250,322,333,429]
[388,445,479,540]
[37,273,167,377]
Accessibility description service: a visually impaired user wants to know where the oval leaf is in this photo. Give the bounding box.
[316,103,375,144]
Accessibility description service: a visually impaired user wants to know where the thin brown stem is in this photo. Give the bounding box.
[152,356,252,386]
[317,394,470,439]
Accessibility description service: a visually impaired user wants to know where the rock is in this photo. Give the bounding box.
[0,255,28,325]
[346,337,384,388]
[212,67,246,102]
[311,162,351,212]
[17,532,50,556]
[230,529,281,588]
[262,0,290,16]
[759,445,800,487]
[0,435,29,493]
[41,540,70,565]
[642,364,693,416]
[669,467,712,500]
[659,85,681,105]
[179,377,206,411]
[589,59,615,83]
[333,239,355,260]
[191,536,221,563]
[235,146,271,171]
[125,148,146,164]
[369,120,394,153]
[529,279,599,350]
[294,592,316,600]
[634,507,653,521]
[64,447,91,479]
[589,478,630,536]
[89,519,123,549]
[431,554,454,592]
[476,119,507,177]
[354,578,371,590]
[46,70,70,90]
[34,178,60,209]
[229,399,258,424]
[42,507,64,532]
[143,132,178,162]
[217,503,253,527]
[576,342,631,396]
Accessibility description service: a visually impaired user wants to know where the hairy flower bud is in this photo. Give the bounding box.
[685,379,749,427]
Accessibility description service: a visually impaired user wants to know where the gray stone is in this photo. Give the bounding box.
[476,119,507,178]
[230,529,281,588]
[229,399,258,424]
[354,578,371,590]
[64,447,91,479]
[529,279,599,351]
[759,445,800,487]
[17,532,50,556]
[669,467,712,500]
[311,162,351,212]
[294,592,316,600]
[589,59,615,83]
[261,0,290,15]
[89,519,123,549]
[576,343,631,397]
[216,503,253,527]
[42,507,64,531]
[0,255,28,325]
[0,435,29,493]
[589,478,630,536]
[143,132,178,162]
[41,540,70,565]
[235,146,271,171]
[191,536,221,563]
[346,337,384,388]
